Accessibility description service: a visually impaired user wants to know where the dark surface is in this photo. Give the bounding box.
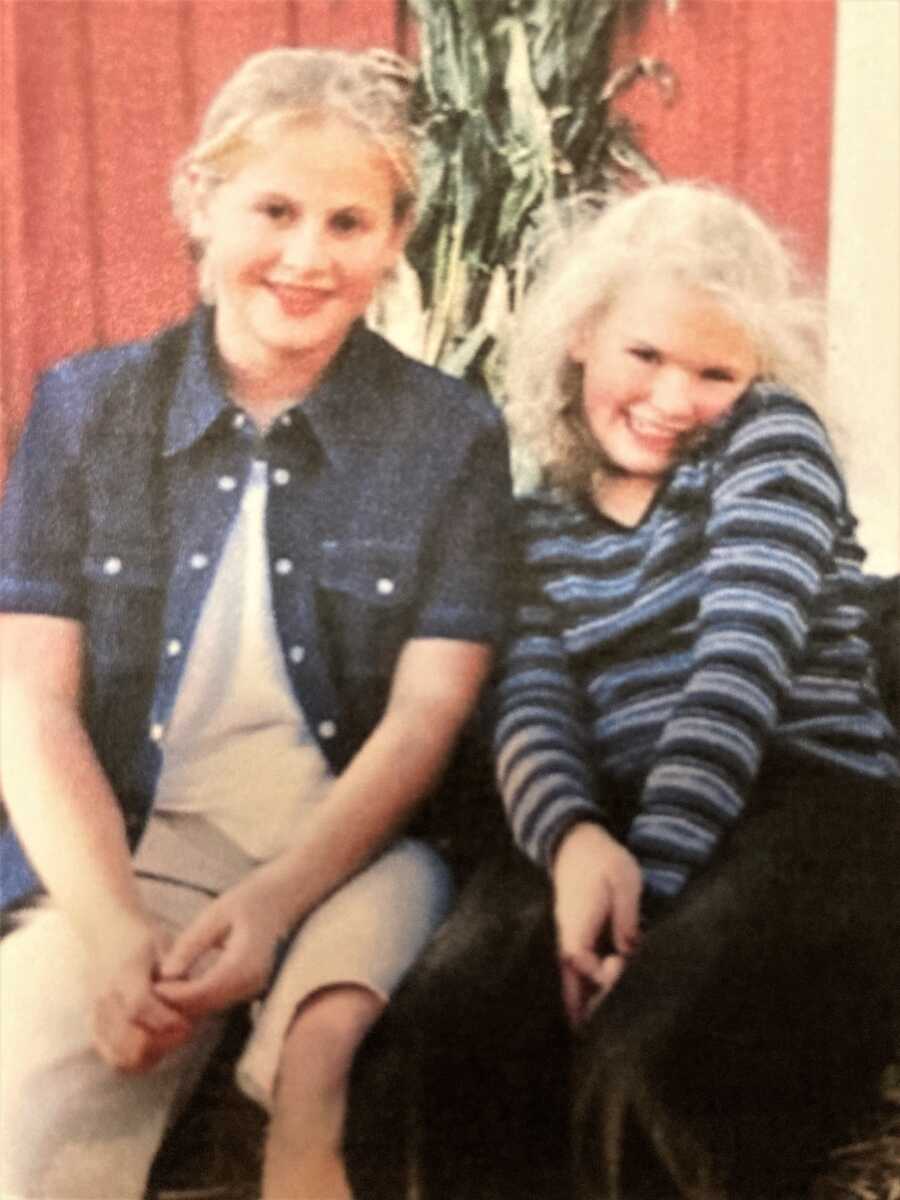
[344,762,900,1200]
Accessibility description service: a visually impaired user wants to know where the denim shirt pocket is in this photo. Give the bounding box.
[317,539,418,684]
[80,549,166,750]
[82,551,165,667]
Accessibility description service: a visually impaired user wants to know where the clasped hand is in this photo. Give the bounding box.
[90,913,193,1073]
[91,873,289,1073]
[154,871,288,1019]
[551,822,643,1027]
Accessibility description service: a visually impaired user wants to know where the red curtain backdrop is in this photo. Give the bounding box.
[1,0,834,481]
[613,0,835,278]
[0,0,403,480]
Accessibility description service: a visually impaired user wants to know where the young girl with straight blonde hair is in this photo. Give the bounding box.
[0,47,512,1199]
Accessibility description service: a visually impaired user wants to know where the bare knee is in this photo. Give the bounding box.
[274,985,384,1112]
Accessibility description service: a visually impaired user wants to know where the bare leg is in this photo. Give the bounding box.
[262,984,384,1200]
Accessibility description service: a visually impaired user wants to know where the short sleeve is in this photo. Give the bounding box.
[412,413,514,646]
[0,370,87,618]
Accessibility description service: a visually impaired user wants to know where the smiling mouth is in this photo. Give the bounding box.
[628,412,685,449]
[266,282,331,317]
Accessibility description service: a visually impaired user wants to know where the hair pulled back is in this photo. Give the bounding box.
[171,46,419,293]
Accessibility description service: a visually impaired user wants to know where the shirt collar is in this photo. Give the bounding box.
[163,307,231,457]
[297,322,395,470]
[164,310,395,466]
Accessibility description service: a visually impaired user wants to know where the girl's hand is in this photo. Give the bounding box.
[91,913,194,1072]
[551,822,643,1027]
[154,872,290,1018]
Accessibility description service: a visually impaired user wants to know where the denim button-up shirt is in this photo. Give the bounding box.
[0,308,513,904]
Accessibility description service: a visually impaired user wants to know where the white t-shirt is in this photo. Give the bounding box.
[153,458,333,859]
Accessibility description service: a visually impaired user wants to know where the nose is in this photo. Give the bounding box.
[280,220,330,275]
[649,368,695,420]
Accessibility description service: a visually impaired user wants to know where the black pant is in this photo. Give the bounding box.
[345,765,900,1199]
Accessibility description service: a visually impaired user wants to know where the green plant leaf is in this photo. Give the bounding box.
[405,0,660,395]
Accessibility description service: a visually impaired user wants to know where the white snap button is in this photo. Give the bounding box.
[376,577,395,596]
[288,645,305,664]
[275,558,293,576]
[318,720,337,739]
[272,468,291,486]
[279,414,292,427]
[232,412,247,429]
[218,475,237,492]
[102,556,122,576]
[190,553,209,570]
[165,639,182,658]
[149,722,165,743]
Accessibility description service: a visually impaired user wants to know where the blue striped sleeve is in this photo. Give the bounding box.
[493,504,604,866]
[629,395,846,896]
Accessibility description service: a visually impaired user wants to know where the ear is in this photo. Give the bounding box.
[376,214,413,287]
[568,319,590,365]
[389,209,414,260]
[186,165,214,241]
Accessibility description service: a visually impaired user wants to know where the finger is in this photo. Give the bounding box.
[580,955,628,1023]
[133,991,193,1038]
[560,948,609,1028]
[159,908,230,981]
[111,1032,166,1074]
[141,1021,195,1061]
[597,953,627,994]
[93,1006,151,1073]
[560,960,585,1028]
[154,951,246,1017]
[112,957,161,1024]
[95,1003,189,1072]
[610,883,642,957]
[564,946,608,989]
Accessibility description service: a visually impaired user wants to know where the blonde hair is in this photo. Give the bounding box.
[171,47,419,295]
[504,182,827,496]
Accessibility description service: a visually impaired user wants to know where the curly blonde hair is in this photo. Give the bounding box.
[504,182,827,496]
[171,47,419,299]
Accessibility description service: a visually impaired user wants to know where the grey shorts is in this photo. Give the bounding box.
[0,812,452,1199]
[133,810,454,1108]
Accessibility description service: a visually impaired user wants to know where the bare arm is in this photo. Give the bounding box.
[0,613,143,937]
[158,636,493,1014]
[0,612,192,1067]
[255,636,493,917]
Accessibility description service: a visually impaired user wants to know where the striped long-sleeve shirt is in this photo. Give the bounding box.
[494,387,900,900]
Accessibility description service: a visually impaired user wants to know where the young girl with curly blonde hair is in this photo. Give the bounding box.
[348,182,900,1199]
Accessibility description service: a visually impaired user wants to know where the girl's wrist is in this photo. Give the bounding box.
[71,889,149,945]
[551,820,616,878]
[239,859,309,937]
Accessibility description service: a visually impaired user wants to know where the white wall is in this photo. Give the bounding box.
[827,0,900,575]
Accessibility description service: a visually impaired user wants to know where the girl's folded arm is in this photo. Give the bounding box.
[630,400,845,896]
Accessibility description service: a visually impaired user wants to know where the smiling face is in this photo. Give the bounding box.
[192,113,409,402]
[570,274,758,513]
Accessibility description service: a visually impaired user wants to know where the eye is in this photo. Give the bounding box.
[629,345,660,364]
[330,209,366,235]
[257,200,293,223]
[700,367,737,383]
